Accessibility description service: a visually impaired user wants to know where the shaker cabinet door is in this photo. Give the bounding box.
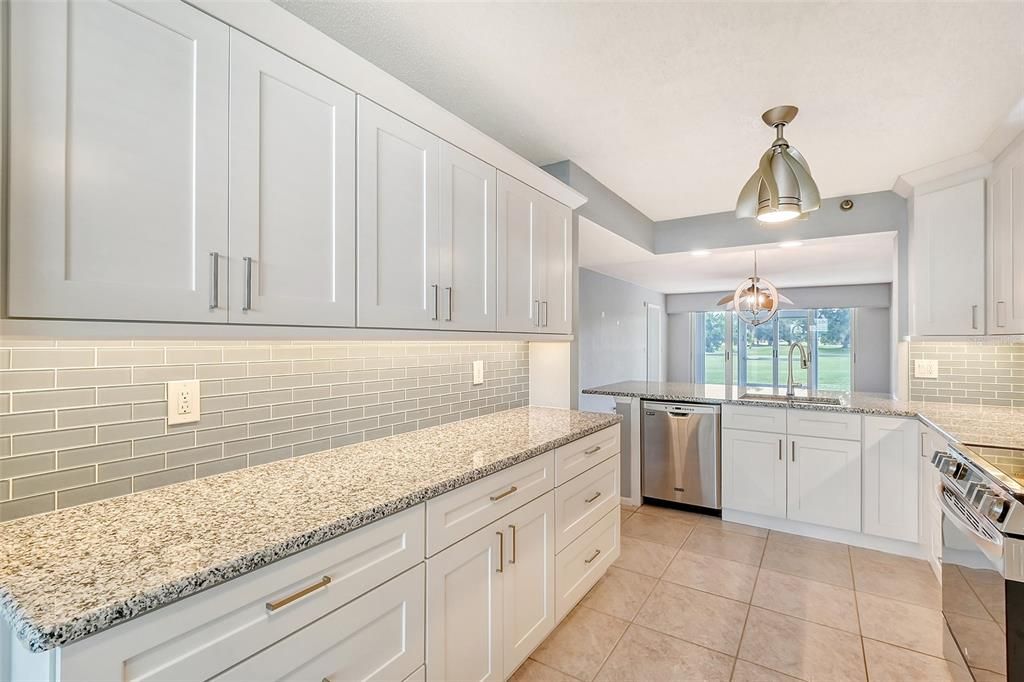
[440,144,497,331]
[541,198,573,334]
[8,0,229,322]
[497,173,544,332]
[721,428,787,518]
[357,97,441,329]
[787,435,861,532]
[228,31,356,327]
[989,140,1024,334]
[862,416,919,542]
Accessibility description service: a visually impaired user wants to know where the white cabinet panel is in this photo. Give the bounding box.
[440,143,497,331]
[554,453,619,552]
[722,405,787,434]
[228,31,355,326]
[911,179,986,335]
[787,409,861,441]
[554,425,620,485]
[989,137,1024,334]
[502,493,556,676]
[541,198,573,334]
[862,417,920,542]
[497,173,543,332]
[787,435,861,532]
[722,428,787,518]
[554,506,620,620]
[8,0,229,322]
[357,97,441,329]
[211,565,424,682]
[426,522,503,682]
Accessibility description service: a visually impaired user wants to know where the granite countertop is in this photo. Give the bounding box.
[584,380,1024,450]
[0,406,621,653]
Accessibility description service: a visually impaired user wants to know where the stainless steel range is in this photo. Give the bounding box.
[932,444,1024,680]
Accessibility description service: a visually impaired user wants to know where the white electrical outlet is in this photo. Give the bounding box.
[168,380,201,425]
[472,360,484,386]
[914,359,939,379]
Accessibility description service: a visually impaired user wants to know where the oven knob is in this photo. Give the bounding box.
[985,496,1008,524]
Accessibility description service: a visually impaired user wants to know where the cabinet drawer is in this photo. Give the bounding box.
[788,409,861,441]
[555,506,620,621]
[212,564,425,682]
[555,425,620,485]
[722,405,787,434]
[555,453,620,552]
[70,505,425,682]
[426,451,554,556]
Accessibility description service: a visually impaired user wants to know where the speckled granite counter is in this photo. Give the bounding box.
[585,381,1024,451]
[0,406,620,653]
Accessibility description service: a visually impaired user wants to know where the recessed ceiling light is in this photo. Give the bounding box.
[779,241,803,248]
[690,249,711,257]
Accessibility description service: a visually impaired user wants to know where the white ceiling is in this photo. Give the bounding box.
[578,216,895,294]
[274,1,1023,221]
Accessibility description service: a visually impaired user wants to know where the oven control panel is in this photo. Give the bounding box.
[933,448,1020,532]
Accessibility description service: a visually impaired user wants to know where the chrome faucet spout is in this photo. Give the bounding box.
[786,341,809,398]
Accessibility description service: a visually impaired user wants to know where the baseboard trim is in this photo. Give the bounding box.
[723,509,927,560]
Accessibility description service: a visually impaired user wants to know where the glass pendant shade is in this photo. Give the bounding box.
[736,106,821,224]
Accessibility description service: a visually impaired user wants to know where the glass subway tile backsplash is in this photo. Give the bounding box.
[0,339,529,522]
[908,341,1024,406]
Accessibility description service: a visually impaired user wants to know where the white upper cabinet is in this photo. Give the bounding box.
[911,179,986,335]
[989,136,1024,334]
[357,98,441,329]
[8,0,229,322]
[440,144,497,331]
[541,199,573,334]
[497,173,573,333]
[228,32,356,326]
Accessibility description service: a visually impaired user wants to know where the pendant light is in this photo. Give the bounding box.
[736,105,821,224]
[717,252,793,326]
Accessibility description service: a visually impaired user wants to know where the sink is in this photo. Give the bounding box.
[739,393,842,406]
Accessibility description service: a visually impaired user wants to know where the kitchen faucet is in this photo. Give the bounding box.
[786,341,809,398]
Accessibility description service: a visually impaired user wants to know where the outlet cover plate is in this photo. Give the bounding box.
[472,360,484,385]
[167,380,201,425]
[914,359,939,379]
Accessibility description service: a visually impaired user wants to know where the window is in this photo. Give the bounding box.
[693,308,854,392]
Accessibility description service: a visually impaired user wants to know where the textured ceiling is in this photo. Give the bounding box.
[578,217,895,294]
[274,1,1024,221]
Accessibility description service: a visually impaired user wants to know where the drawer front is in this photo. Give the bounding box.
[555,506,620,621]
[213,564,425,682]
[722,405,787,434]
[72,506,425,682]
[426,451,554,556]
[555,453,619,553]
[555,425,620,485]
[788,409,862,441]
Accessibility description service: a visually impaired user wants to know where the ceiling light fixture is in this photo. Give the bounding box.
[690,249,711,257]
[779,241,803,248]
[736,106,821,225]
[717,252,792,326]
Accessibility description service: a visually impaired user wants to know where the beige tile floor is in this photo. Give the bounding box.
[513,504,1001,682]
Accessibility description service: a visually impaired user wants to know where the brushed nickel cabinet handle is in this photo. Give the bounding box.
[585,491,601,504]
[791,441,796,462]
[431,284,439,321]
[778,439,783,461]
[534,300,541,327]
[242,256,253,311]
[971,304,979,330]
[265,575,331,612]
[509,524,517,564]
[490,485,517,502]
[496,531,504,573]
[209,252,219,310]
[997,300,1007,328]
[542,300,549,327]
[584,445,601,456]
[584,548,601,564]
[445,286,453,321]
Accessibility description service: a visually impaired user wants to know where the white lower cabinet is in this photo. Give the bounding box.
[787,435,861,532]
[554,506,620,621]
[862,416,920,542]
[722,428,787,518]
[212,565,425,682]
[426,492,555,682]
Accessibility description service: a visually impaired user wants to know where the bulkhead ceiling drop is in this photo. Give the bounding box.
[736,105,821,224]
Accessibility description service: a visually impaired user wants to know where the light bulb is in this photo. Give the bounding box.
[757,208,801,224]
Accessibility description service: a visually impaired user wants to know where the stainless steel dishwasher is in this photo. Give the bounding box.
[641,401,721,509]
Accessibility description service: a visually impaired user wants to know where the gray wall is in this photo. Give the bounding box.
[854,307,891,393]
[667,313,693,383]
[666,283,893,314]
[578,268,665,412]
[543,161,656,251]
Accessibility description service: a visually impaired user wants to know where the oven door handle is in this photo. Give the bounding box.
[935,483,1003,560]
